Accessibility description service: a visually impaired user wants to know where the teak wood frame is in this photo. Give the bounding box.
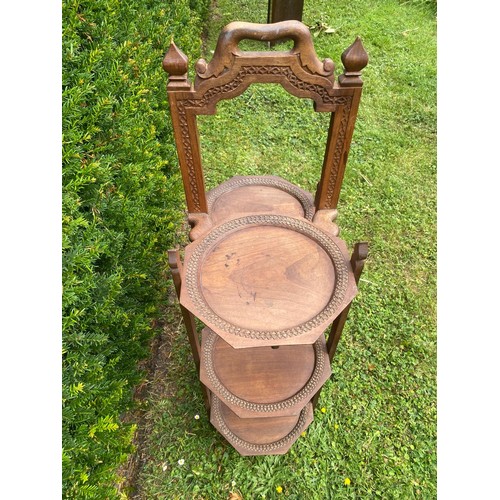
[163,20,368,215]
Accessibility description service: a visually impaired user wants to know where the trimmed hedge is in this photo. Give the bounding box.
[62,0,209,497]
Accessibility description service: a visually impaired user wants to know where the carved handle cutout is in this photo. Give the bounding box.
[217,20,316,49]
[196,20,334,80]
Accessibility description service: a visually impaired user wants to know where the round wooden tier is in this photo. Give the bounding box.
[210,396,314,456]
[180,214,358,348]
[200,327,331,418]
[206,175,315,225]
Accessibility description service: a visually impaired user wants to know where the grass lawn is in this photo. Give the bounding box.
[125,0,436,497]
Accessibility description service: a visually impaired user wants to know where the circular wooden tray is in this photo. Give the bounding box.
[206,175,315,226]
[180,214,357,348]
[210,396,314,456]
[200,327,331,418]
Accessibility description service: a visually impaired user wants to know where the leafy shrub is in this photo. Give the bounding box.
[62,0,208,497]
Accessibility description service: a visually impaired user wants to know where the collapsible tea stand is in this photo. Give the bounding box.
[164,20,368,456]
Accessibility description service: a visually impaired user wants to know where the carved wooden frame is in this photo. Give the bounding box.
[163,20,368,214]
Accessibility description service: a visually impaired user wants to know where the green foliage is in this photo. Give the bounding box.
[62,0,209,497]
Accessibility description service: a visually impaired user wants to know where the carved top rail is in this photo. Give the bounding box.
[163,20,368,213]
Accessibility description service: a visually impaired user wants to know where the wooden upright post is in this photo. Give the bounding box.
[168,249,211,412]
[314,37,368,210]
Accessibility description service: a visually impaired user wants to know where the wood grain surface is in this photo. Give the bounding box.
[209,185,306,226]
[213,336,315,403]
[200,225,335,330]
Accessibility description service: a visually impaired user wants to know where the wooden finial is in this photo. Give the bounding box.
[339,37,368,87]
[163,41,188,75]
[163,41,191,90]
[341,37,368,72]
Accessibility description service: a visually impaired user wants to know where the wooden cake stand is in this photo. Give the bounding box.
[163,19,369,456]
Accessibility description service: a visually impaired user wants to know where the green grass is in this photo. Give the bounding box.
[131,0,436,498]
